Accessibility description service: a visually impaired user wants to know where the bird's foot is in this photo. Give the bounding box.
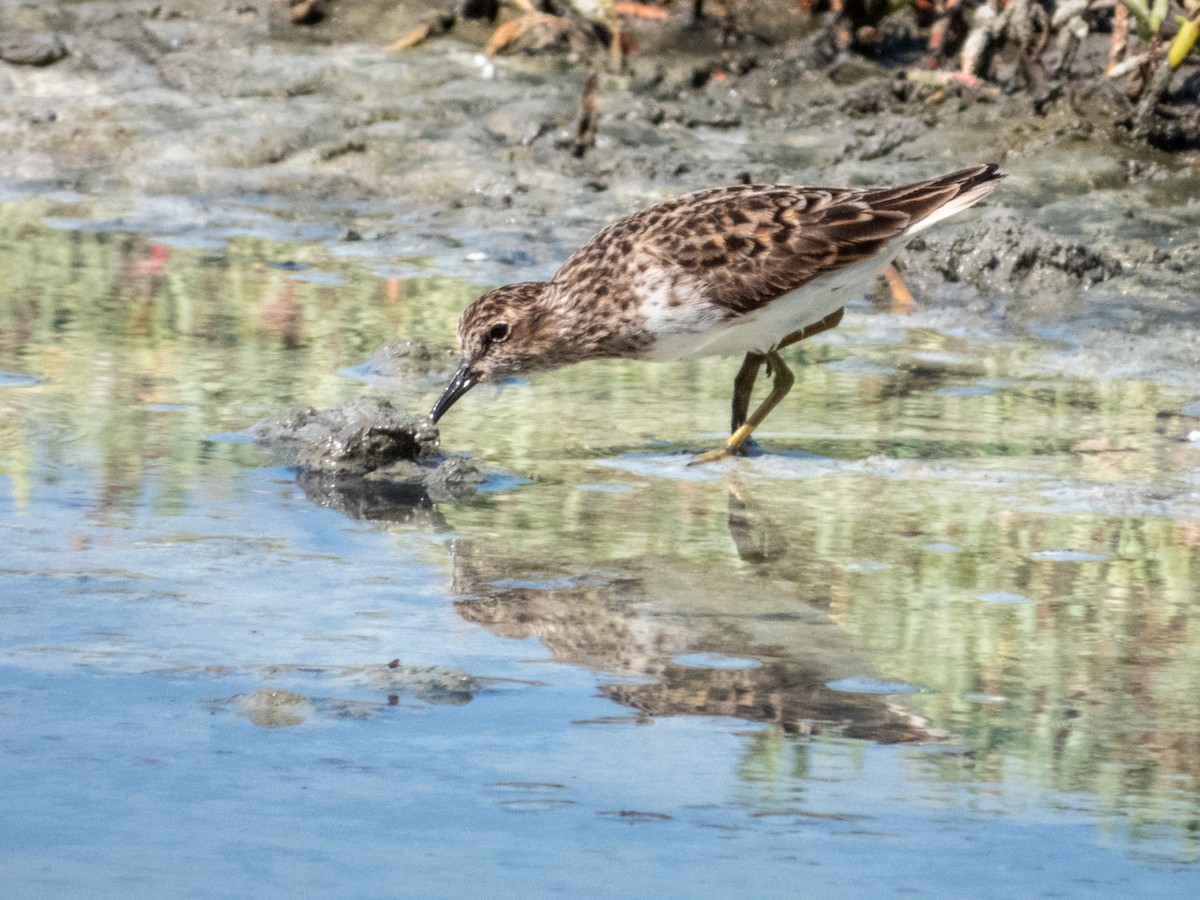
[691,436,760,465]
[690,422,759,466]
[689,445,736,466]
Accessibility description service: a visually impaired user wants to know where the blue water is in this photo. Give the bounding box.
[3,212,1200,897]
[2,467,1197,898]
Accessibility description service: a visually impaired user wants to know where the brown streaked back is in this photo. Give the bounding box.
[551,164,1003,317]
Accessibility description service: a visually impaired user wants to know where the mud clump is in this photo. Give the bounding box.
[251,396,490,503]
[362,659,481,706]
[252,397,439,474]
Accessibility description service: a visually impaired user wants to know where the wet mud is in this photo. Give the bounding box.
[252,398,441,475]
[212,659,483,726]
[251,394,492,501]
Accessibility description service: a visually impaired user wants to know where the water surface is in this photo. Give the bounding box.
[2,199,1200,897]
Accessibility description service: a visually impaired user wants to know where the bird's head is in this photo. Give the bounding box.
[429,282,553,423]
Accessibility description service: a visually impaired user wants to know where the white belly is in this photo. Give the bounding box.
[643,248,901,361]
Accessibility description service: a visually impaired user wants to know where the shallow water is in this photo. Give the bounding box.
[3,198,1200,897]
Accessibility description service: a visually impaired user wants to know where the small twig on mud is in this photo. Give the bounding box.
[1107,1,1131,74]
[612,1,668,19]
[905,67,990,90]
[484,10,598,57]
[607,0,657,68]
[610,19,625,71]
[289,0,324,25]
[486,15,539,56]
[385,14,457,52]
[1107,50,1152,78]
[572,72,598,159]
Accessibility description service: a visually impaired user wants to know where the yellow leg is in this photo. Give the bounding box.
[691,307,845,466]
[690,351,795,465]
[881,265,914,313]
[730,351,766,432]
[777,306,844,351]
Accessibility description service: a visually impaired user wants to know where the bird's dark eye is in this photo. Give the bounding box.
[488,322,511,343]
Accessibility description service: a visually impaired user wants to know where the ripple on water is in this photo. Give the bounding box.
[144,403,195,413]
[151,233,229,252]
[489,575,602,591]
[288,270,347,287]
[825,356,896,375]
[978,591,1028,604]
[673,653,762,670]
[934,385,996,397]
[0,370,42,388]
[843,560,893,572]
[593,453,727,481]
[1030,549,1109,562]
[594,450,840,482]
[497,799,578,812]
[826,676,922,695]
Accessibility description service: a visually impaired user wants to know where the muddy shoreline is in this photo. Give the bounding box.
[2,0,1198,389]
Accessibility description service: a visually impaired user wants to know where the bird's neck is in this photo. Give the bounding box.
[538,283,653,367]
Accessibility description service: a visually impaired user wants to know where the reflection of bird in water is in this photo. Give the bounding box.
[449,510,933,743]
[725,478,789,565]
[282,434,934,741]
[432,165,1001,462]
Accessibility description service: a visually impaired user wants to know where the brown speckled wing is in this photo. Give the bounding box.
[643,164,1000,315]
[551,164,1001,318]
[643,185,908,314]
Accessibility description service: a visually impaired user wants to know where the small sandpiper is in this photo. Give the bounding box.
[430,164,1003,462]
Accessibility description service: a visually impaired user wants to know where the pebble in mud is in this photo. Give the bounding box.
[0,31,68,67]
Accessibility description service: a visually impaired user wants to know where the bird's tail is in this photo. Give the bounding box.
[868,163,1004,235]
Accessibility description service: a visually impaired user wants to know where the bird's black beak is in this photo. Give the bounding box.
[429,360,478,423]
